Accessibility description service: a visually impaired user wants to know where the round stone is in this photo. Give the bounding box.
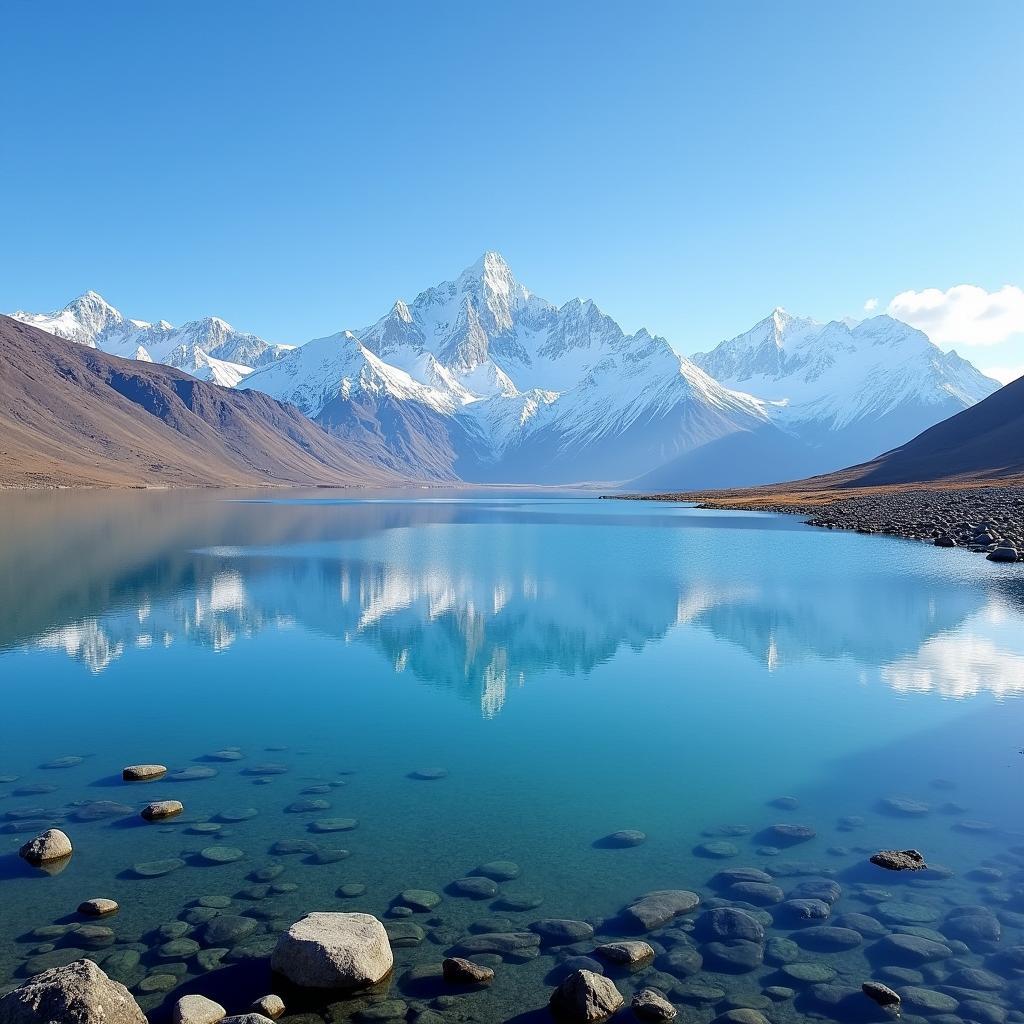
[696,841,739,859]
[399,889,441,911]
[141,800,183,822]
[78,898,119,917]
[122,764,167,781]
[309,818,358,833]
[603,830,646,847]
[782,962,836,983]
[199,845,245,864]
[19,828,73,865]
[769,823,816,844]
[271,912,394,988]
[132,859,185,878]
[475,860,520,881]
[451,877,499,899]
[337,883,366,898]
[409,768,447,781]
[216,807,259,822]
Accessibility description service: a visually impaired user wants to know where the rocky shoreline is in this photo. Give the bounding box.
[620,485,1024,562]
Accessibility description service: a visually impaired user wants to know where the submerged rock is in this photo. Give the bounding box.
[19,828,72,865]
[172,994,226,1024]
[530,919,594,944]
[122,764,167,782]
[141,800,183,822]
[623,890,700,931]
[862,981,901,1011]
[78,898,119,917]
[441,957,494,985]
[595,941,654,965]
[271,912,393,989]
[549,969,623,1022]
[632,989,677,1021]
[249,996,284,1020]
[870,849,927,871]
[0,959,146,1024]
[601,829,646,847]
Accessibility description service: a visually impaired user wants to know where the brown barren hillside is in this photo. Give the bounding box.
[0,315,405,488]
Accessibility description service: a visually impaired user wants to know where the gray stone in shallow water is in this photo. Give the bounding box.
[602,830,646,847]
[202,915,259,946]
[141,800,183,822]
[399,889,441,911]
[876,932,951,963]
[131,858,185,878]
[309,818,357,833]
[19,828,72,865]
[198,846,245,864]
[871,848,927,871]
[703,940,764,972]
[384,921,425,947]
[450,877,498,899]
[271,912,393,989]
[862,981,901,1011]
[595,941,654,965]
[492,893,543,912]
[441,957,494,985]
[249,996,284,1020]
[623,890,700,931]
[696,908,764,943]
[727,881,783,905]
[78,898,119,917]
[632,989,677,1021]
[122,764,167,782]
[530,919,595,944]
[795,926,862,951]
[695,841,738,859]
[474,859,520,881]
[0,959,146,1024]
[452,931,540,957]
[768,823,816,844]
[549,969,623,1022]
[172,994,226,1024]
[409,769,447,781]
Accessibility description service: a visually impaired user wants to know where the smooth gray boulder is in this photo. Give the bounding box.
[623,890,700,930]
[632,989,677,1021]
[0,959,146,1024]
[271,912,393,989]
[18,829,72,865]
[550,969,623,1022]
[173,994,226,1024]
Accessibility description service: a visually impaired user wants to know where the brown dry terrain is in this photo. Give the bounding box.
[0,316,406,489]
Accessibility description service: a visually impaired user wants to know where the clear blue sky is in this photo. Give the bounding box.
[2,1,1023,376]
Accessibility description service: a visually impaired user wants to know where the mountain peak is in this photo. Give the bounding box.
[64,290,120,317]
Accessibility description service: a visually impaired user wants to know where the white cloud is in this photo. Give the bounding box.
[887,284,1024,347]
[863,297,878,312]
[981,364,1024,385]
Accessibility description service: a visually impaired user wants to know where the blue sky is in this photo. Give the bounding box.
[2,1,1023,378]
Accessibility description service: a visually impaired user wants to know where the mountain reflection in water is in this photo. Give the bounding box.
[3,489,1024,712]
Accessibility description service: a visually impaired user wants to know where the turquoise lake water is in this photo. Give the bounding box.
[1,490,1023,1023]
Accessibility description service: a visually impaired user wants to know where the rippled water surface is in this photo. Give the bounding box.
[2,490,1023,1023]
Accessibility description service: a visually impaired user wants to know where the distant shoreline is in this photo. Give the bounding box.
[606,481,1024,561]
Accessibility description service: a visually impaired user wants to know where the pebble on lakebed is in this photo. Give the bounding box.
[122,764,167,782]
[141,800,183,821]
[870,848,927,871]
[78,898,119,917]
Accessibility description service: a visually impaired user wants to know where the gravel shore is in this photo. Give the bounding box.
[627,485,1024,562]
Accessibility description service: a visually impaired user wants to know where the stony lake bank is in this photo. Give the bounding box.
[611,485,1024,562]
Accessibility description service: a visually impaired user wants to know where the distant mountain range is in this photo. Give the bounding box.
[0,316,402,488]
[8,253,1001,488]
[810,366,1024,488]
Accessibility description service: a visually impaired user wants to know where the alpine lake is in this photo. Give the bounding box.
[1,490,1023,1024]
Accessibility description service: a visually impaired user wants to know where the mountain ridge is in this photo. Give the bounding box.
[0,316,405,489]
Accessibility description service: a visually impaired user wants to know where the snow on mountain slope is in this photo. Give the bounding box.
[692,308,998,431]
[10,292,292,381]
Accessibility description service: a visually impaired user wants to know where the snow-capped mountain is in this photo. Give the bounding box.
[676,308,1001,484]
[243,253,773,482]
[11,258,1001,488]
[10,291,293,383]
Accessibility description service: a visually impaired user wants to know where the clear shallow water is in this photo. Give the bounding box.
[1,490,1023,1023]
